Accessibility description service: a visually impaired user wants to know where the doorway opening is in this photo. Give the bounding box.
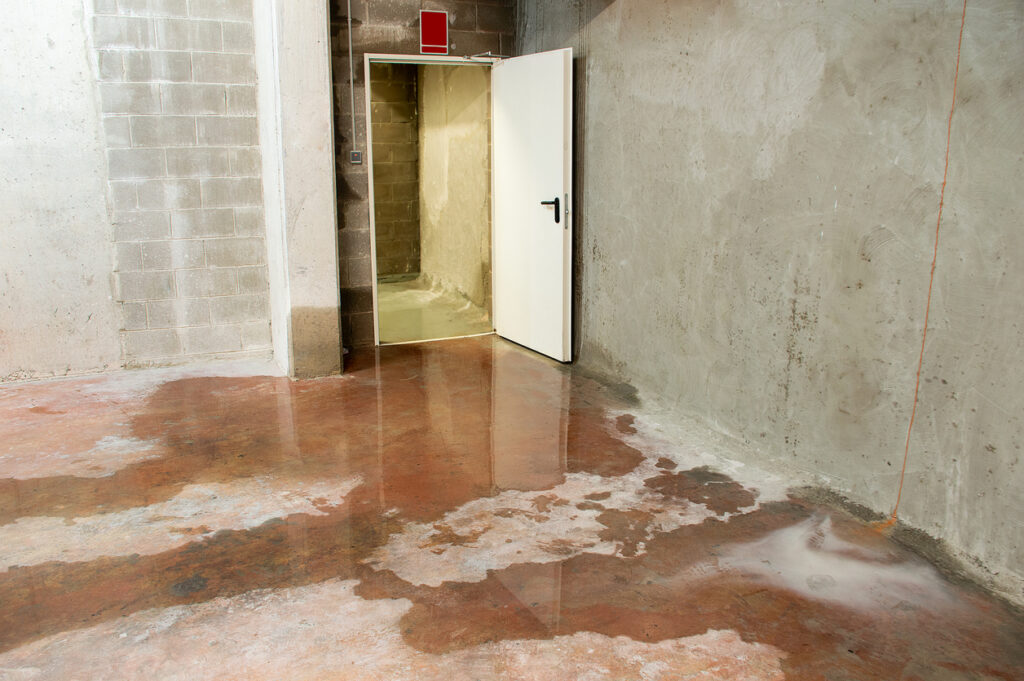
[363,49,574,361]
[366,55,498,345]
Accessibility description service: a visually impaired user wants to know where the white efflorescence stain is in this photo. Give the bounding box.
[0,476,362,571]
[716,515,954,612]
[0,579,786,680]
[0,435,163,480]
[369,419,769,587]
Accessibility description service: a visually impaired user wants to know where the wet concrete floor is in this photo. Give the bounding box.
[0,336,1020,680]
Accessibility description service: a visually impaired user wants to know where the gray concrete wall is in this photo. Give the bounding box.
[330,0,513,347]
[517,0,1024,600]
[418,63,492,310]
[253,0,342,378]
[0,1,123,381]
[370,63,421,277]
[87,0,272,366]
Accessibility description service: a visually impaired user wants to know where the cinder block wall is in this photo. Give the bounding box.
[330,0,514,348]
[370,63,420,277]
[88,0,271,365]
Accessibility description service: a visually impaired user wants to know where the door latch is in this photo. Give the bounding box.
[540,197,560,224]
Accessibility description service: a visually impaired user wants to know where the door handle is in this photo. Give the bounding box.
[540,197,560,224]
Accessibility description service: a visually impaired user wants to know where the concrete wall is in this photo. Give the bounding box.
[370,63,421,277]
[86,0,272,366]
[517,0,1024,600]
[253,0,343,378]
[0,1,123,381]
[330,0,513,348]
[418,63,492,310]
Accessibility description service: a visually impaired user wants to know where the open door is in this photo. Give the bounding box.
[492,48,573,362]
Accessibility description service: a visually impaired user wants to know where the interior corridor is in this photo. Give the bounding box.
[0,337,1020,680]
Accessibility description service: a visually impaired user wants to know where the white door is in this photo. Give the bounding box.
[492,48,573,362]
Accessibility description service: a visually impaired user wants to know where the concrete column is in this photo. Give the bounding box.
[253,0,342,377]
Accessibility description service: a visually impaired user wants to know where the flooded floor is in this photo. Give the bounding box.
[377,277,492,344]
[0,336,1021,680]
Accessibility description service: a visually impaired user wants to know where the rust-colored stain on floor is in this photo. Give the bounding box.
[0,337,1020,680]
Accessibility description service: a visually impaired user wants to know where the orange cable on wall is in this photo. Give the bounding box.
[876,0,969,531]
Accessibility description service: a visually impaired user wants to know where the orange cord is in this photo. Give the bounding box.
[873,0,968,533]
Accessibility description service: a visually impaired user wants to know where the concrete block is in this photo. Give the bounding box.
[107,148,166,179]
[429,0,477,30]
[222,21,254,51]
[348,311,374,346]
[204,237,265,266]
[342,257,372,288]
[374,201,413,222]
[140,240,171,270]
[367,0,418,26]
[97,51,125,81]
[372,161,415,182]
[154,18,223,51]
[112,211,171,241]
[122,302,148,331]
[181,324,242,354]
[228,147,260,176]
[100,83,161,114]
[200,177,261,207]
[341,199,370,230]
[233,206,263,235]
[93,0,118,13]
[209,294,268,323]
[147,298,210,327]
[92,16,156,49]
[370,82,414,105]
[370,103,391,124]
[130,115,197,147]
[109,182,139,210]
[475,2,513,32]
[175,268,236,296]
[371,143,393,163]
[161,83,226,114]
[340,286,373,314]
[390,144,417,163]
[346,24,418,54]
[170,208,234,237]
[116,270,176,300]
[329,0,367,24]
[137,178,201,209]
[339,228,371,259]
[240,321,272,349]
[192,52,255,84]
[390,102,417,126]
[115,242,144,272]
[448,29,500,56]
[125,51,192,82]
[103,116,132,147]
[236,265,269,293]
[372,123,414,145]
[142,240,204,269]
[166,147,230,176]
[170,240,207,269]
[117,0,189,17]
[123,329,181,359]
[188,0,252,20]
[196,116,257,146]
[225,85,256,114]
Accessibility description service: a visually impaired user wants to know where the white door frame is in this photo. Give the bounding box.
[363,53,500,346]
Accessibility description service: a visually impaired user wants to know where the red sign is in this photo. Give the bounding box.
[420,10,448,54]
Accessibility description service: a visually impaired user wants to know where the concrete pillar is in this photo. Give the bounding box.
[253,0,342,377]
